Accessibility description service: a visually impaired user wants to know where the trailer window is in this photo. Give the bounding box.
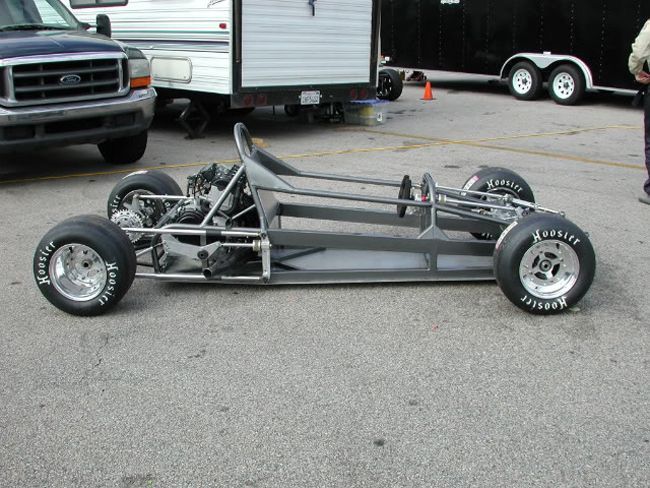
[69,0,128,8]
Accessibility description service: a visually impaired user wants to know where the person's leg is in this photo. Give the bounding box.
[644,90,650,195]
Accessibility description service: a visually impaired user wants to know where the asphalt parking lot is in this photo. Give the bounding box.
[1,73,649,487]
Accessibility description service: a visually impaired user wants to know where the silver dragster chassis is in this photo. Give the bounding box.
[33,123,596,316]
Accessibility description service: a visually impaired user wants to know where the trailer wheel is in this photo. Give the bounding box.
[33,216,136,316]
[377,68,403,101]
[462,167,535,240]
[508,62,543,101]
[548,64,585,105]
[493,214,595,315]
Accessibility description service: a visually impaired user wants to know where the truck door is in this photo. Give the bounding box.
[235,0,377,90]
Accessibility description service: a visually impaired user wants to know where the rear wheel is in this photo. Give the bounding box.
[33,216,137,316]
[462,167,535,239]
[107,171,183,246]
[548,64,585,105]
[508,61,543,101]
[98,130,148,165]
[493,214,595,315]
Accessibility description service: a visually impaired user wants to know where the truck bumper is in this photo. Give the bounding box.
[0,88,156,154]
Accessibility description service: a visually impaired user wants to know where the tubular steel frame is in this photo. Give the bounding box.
[124,123,554,285]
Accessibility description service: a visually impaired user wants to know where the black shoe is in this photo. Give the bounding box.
[639,194,650,205]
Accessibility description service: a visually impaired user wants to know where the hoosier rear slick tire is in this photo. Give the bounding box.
[34,215,137,316]
[493,213,595,315]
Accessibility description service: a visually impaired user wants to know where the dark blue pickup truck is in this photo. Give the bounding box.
[0,0,155,164]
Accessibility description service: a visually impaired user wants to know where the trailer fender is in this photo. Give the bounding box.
[500,53,594,90]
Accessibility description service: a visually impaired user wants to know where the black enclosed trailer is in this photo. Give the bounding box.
[381,0,650,104]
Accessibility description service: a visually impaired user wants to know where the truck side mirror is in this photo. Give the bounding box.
[96,14,112,38]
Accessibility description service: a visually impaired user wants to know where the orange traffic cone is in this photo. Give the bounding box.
[421,81,435,101]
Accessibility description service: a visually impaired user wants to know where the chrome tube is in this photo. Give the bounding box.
[438,195,516,211]
[136,195,190,202]
[136,272,263,282]
[122,225,261,238]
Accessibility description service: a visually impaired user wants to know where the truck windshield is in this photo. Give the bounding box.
[0,0,81,31]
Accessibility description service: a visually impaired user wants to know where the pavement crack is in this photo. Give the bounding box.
[188,348,207,359]
[87,332,111,374]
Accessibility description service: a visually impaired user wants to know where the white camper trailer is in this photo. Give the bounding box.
[64,0,380,113]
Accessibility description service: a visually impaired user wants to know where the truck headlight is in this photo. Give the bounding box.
[126,47,151,89]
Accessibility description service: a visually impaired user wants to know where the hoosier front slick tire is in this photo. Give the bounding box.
[493,214,595,315]
[33,216,137,316]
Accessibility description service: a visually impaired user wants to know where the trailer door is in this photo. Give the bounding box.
[236,0,376,89]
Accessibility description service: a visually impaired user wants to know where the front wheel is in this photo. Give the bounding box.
[98,130,148,165]
[548,64,585,106]
[33,216,137,316]
[493,214,595,315]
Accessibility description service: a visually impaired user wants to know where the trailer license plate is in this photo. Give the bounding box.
[300,90,320,105]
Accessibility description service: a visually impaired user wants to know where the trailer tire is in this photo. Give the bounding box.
[33,215,136,316]
[508,62,543,101]
[462,167,535,240]
[377,68,403,101]
[493,214,595,315]
[98,130,148,165]
[548,64,585,105]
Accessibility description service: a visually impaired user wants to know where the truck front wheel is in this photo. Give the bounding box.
[508,62,543,101]
[98,130,148,165]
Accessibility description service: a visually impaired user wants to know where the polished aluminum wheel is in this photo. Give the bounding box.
[552,72,575,100]
[512,69,533,95]
[49,244,107,302]
[519,240,579,299]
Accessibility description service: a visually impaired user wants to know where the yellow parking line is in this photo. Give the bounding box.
[282,142,438,159]
[454,141,644,170]
[0,143,442,186]
[343,124,640,144]
[0,159,239,185]
[0,124,643,185]
[345,125,645,170]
